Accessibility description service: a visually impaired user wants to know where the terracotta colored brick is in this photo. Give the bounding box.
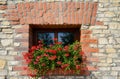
[85,2,89,11]
[81,43,89,47]
[22,33,29,38]
[87,58,99,62]
[89,2,93,10]
[14,38,28,42]
[21,42,29,47]
[59,2,63,12]
[34,2,39,11]
[7,13,18,16]
[7,16,19,21]
[38,2,43,10]
[43,3,47,12]
[81,39,98,44]
[10,21,20,25]
[25,2,30,11]
[7,9,18,13]
[87,10,92,24]
[14,56,23,60]
[0,5,7,10]
[15,28,29,33]
[20,18,25,25]
[91,17,96,25]
[14,47,28,51]
[26,17,32,24]
[39,10,43,17]
[75,12,79,24]
[81,30,92,34]
[96,21,104,25]
[71,12,75,24]
[87,48,99,52]
[2,13,7,18]
[80,2,84,9]
[81,34,90,38]
[31,9,36,17]
[20,70,28,76]
[87,66,98,71]
[8,5,16,9]
[13,66,28,71]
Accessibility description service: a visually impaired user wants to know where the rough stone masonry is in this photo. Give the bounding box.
[0,0,120,79]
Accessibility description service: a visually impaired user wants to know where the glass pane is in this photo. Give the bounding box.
[38,33,54,46]
[58,32,74,46]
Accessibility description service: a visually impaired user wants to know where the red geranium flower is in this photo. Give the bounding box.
[64,53,69,57]
[48,55,57,60]
[42,63,46,66]
[57,61,62,65]
[61,64,69,69]
[76,65,81,69]
[79,51,84,56]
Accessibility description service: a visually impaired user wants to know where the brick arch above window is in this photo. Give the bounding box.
[5,2,100,26]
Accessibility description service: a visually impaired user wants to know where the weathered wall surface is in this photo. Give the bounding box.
[0,0,120,79]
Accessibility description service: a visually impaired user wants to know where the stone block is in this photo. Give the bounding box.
[0,70,7,75]
[0,50,7,55]
[104,12,115,17]
[89,26,108,30]
[1,21,10,26]
[107,58,112,63]
[2,29,13,33]
[8,61,20,66]
[99,38,108,44]
[106,48,116,53]
[0,59,6,69]
[1,39,13,46]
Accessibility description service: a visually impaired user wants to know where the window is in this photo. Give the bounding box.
[30,25,80,47]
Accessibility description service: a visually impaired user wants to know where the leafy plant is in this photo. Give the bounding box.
[23,38,85,79]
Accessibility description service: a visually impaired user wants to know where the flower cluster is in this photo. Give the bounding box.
[23,39,85,78]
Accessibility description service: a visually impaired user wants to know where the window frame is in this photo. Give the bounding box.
[30,25,81,47]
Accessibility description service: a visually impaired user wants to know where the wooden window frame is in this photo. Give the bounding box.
[30,25,81,47]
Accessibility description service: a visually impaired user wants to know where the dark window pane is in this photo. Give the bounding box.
[38,33,54,46]
[58,32,74,46]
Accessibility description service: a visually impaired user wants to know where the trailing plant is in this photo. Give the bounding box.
[23,38,85,79]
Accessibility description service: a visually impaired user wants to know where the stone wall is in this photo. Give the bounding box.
[0,0,120,79]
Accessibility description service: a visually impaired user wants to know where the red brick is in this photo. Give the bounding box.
[59,2,63,12]
[26,17,32,24]
[7,13,18,16]
[14,38,28,42]
[80,2,84,9]
[7,16,19,21]
[21,42,29,47]
[14,47,28,51]
[87,66,98,71]
[43,3,47,12]
[7,9,18,13]
[96,21,104,25]
[39,10,43,17]
[75,12,79,24]
[87,58,99,62]
[20,18,25,25]
[81,39,98,44]
[0,5,7,10]
[13,66,28,71]
[15,28,29,33]
[8,5,16,9]
[25,2,30,11]
[38,2,43,10]
[81,34,90,38]
[10,21,20,25]
[71,12,75,24]
[81,30,92,34]
[29,9,36,17]
[22,33,29,38]
[87,48,99,52]
[20,70,28,76]
[85,2,89,11]
[14,56,23,60]
[91,17,96,25]
[2,13,7,18]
